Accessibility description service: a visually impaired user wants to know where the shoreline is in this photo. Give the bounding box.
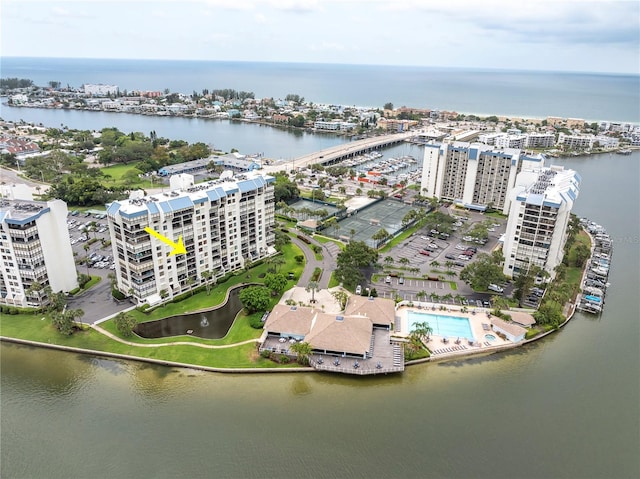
[3,101,638,130]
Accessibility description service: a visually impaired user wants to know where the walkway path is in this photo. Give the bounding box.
[91,324,260,349]
[290,233,340,290]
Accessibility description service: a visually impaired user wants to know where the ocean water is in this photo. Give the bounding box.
[2,57,639,122]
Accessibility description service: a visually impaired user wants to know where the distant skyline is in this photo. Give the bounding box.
[2,0,639,75]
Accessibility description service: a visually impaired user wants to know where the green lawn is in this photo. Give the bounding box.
[99,164,155,189]
[313,235,346,250]
[0,242,306,369]
[0,312,288,368]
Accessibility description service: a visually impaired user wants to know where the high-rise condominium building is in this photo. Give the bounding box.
[0,199,78,307]
[106,172,275,304]
[420,142,545,214]
[502,166,580,278]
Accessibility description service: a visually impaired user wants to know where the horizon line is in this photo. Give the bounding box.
[2,55,638,77]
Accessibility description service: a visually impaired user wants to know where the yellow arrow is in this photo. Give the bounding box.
[144,227,187,256]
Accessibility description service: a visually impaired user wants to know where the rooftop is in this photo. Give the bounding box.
[0,199,49,223]
[107,172,274,218]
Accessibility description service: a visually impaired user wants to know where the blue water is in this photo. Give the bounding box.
[407,311,473,339]
[2,57,638,122]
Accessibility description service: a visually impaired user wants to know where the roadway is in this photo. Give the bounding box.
[261,130,420,174]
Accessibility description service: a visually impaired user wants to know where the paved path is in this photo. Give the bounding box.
[290,233,340,290]
[91,324,260,349]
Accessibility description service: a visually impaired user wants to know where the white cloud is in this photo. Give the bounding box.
[254,13,268,24]
[268,0,320,13]
[309,41,345,52]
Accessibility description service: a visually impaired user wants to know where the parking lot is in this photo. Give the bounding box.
[371,206,509,303]
[66,210,115,272]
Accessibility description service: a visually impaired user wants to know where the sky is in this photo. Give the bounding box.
[2,0,639,74]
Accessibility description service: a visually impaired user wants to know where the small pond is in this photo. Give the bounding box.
[134,285,245,340]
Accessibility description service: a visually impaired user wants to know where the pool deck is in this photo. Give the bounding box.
[395,302,513,358]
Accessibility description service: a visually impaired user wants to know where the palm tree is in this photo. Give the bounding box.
[416,290,426,301]
[384,256,394,266]
[115,311,137,337]
[272,256,286,273]
[159,288,169,305]
[290,341,312,366]
[83,243,91,275]
[306,281,318,303]
[186,277,196,295]
[201,270,213,295]
[398,257,410,266]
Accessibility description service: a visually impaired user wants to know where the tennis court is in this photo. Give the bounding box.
[327,199,415,246]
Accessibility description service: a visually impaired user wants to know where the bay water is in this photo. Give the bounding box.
[1,146,638,477]
[1,60,639,478]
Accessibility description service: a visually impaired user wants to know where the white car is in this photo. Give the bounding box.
[455,244,467,250]
[488,284,504,293]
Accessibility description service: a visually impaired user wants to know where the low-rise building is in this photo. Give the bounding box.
[557,133,595,150]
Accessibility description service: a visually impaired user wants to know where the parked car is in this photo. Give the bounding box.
[385,276,391,284]
[398,277,405,285]
[445,253,457,260]
[488,283,504,293]
[419,250,430,256]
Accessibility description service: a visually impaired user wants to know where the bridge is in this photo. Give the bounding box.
[262,130,420,174]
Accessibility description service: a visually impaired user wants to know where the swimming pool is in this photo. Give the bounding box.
[407,310,473,339]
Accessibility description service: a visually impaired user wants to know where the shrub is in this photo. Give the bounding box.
[248,312,265,329]
[525,329,540,340]
[112,288,126,300]
[295,255,304,264]
[279,354,290,364]
[260,349,271,358]
[310,267,322,282]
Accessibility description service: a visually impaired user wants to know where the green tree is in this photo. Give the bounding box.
[115,312,137,337]
[371,228,390,244]
[51,308,84,335]
[334,241,378,290]
[201,270,214,295]
[264,273,288,296]
[410,320,433,342]
[239,286,271,313]
[290,341,312,366]
[186,277,196,296]
[459,253,507,290]
[272,256,286,273]
[331,290,348,309]
[306,281,319,303]
[383,102,394,110]
[534,300,564,327]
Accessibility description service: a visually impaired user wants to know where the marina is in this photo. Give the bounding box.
[576,219,613,314]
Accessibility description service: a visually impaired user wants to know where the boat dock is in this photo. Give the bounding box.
[576,219,613,314]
